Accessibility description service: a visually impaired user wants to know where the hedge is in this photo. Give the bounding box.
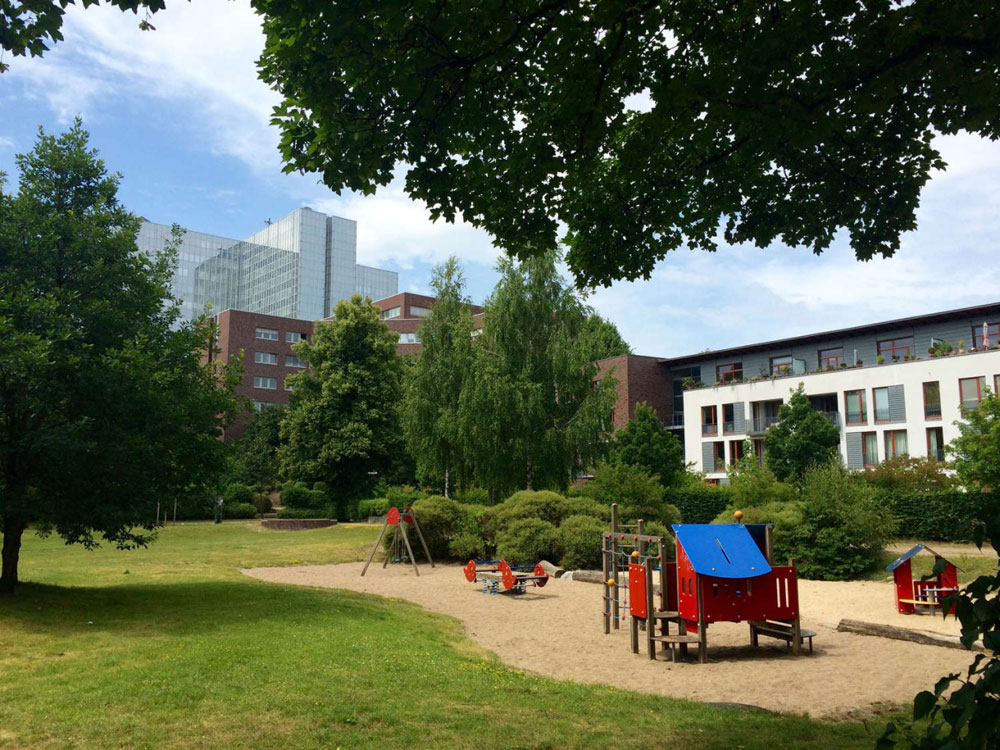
[666,485,732,524]
[224,502,258,519]
[887,490,988,542]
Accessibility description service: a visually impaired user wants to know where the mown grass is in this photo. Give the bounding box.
[0,522,890,749]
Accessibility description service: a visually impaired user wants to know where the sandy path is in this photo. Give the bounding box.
[242,562,976,719]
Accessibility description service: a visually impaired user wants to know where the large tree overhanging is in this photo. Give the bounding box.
[252,0,1000,286]
[5,2,998,285]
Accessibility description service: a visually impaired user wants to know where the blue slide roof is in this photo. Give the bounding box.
[672,524,771,579]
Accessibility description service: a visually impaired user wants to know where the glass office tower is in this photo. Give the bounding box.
[136,208,398,321]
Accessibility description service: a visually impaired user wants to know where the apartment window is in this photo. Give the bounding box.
[255,327,279,341]
[284,380,294,392]
[722,403,736,434]
[845,390,867,425]
[702,405,718,436]
[877,336,914,360]
[728,439,744,467]
[971,322,1000,348]
[923,381,941,419]
[398,332,421,344]
[818,347,844,369]
[716,363,743,383]
[254,351,278,365]
[381,306,401,320]
[884,430,909,459]
[927,427,945,462]
[286,331,306,343]
[410,306,432,318]
[285,354,306,368]
[862,432,878,468]
[253,376,277,390]
[873,387,891,423]
[770,355,793,375]
[253,401,270,411]
[713,442,725,472]
[959,376,986,412]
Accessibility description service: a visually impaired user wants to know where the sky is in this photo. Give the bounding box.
[2,1,999,358]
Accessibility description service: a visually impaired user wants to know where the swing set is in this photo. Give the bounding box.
[360,506,434,576]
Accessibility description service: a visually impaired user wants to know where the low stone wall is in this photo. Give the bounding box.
[261,519,337,530]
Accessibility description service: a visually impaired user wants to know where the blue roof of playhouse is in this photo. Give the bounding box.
[885,544,954,572]
[671,524,771,579]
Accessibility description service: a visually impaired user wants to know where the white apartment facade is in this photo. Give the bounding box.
[683,350,1000,479]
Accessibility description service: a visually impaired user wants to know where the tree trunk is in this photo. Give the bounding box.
[525,453,534,491]
[0,515,25,596]
[489,487,499,506]
[444,467,450,498]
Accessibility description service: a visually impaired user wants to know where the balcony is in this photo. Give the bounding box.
[750,416,780,433]
[819,411,840,426]
[722,420,736,434]
[702,424,718,437]
[925,405,942,419]
[667,413,685,428]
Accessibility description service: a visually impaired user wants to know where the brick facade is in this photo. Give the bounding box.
[594,354,673,431]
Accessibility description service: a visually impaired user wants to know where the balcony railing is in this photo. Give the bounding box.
[925,405,943,419]
[819,411,840,426]
[722,420,736,434]
[750,415,781,433]
[669,413,685,427]
[702,424,718,436]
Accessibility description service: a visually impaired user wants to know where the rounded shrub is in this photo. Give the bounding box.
[563,495,611,522]
[280,484,316,509]
[556,514,607,570]
[224,502,258,519]
[357,497,390,518]
[496,518,558,565]
[383,495,463,560]
[455,487,490,505]
[223,483,255,506]
[480,490,568,542]
[449,532,487,561]
[641,520,676,560]
[253,494,273,515]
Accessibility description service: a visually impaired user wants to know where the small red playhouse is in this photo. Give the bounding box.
[886,544,959,616]
[625,524,810,663]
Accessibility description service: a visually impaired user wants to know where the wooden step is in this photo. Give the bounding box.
[650,634,702,644]
[652,611,680,619]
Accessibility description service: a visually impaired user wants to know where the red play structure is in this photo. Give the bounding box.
[604,512,812,663]
[360,506,434,577]
[886,544,959,616]
[463,559,549,594]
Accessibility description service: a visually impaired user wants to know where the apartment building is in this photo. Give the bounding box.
[369,292,484,355]
[597,302,1000,479]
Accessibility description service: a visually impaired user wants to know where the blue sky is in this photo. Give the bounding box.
[2,1,999,357]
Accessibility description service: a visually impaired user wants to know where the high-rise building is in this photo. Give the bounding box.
[136,207,398,322]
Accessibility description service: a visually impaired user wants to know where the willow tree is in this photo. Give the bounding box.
[401,258,475,496]
[460,251,617,497]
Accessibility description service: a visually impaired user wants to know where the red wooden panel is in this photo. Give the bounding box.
[941,563,959,615]
[629,563,647,619]
[697,565,799,623]
[893,559,914,613]
[676,545,698,621]
[662,561,678,612]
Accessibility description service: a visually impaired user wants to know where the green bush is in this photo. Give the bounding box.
[563,495,611,522]
[566,484,587,498]
[224,502,258,519]
[480,490,569,542]
[887,489,988,542]
[455,487,490,505]
[386,485,427,508]
[786,462,896,580]
[253,494,273,515]
[496,518,559,565]
[449,532,487,561]
[171,494,215,520]
[223,483,255,506]
[641,520,676,559]
[276,507,332,519]
[357,497,390,518]
[584,463,672,524]
[557,515,607,570]
[710,501,805,565]
[280,485,317,509]
[383,495,463,560]
[666,483,733,524]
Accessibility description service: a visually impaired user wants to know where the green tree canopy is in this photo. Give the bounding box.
[459,251,616,495]
[278,294,404,505]
[0,121,240,595]
[401,257,475,496]
[248,1,1000,286]
[610,403,683,487]
[763,385,841,484]
[579,314,631,362]
[232,404,286,491]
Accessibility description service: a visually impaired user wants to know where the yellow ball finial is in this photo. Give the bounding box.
[631,550,640,558]
[607,578,615,587]
[734,510,744,521]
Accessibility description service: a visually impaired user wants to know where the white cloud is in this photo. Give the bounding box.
[0,135,13,149]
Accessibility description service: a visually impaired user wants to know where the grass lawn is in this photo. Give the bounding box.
[1,521,893,749]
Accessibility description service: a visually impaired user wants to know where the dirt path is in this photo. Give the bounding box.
[243,562,977,719]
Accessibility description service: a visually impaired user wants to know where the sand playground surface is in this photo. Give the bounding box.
[242,561,978,719]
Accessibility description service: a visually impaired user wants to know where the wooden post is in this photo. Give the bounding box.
[645,557,655,659]
[399,523,421,577]
[602,534,611,634]
[382,525,399,568]
[764,525,774,564]
[611,504,620,630]
[696,574,707,664]
[790,557,801,656]
[658,537,669,656]
[408,513,435,567]
[360,518,390,576]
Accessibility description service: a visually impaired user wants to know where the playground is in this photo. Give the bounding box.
[244,558,977,719]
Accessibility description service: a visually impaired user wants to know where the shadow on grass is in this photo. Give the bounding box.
[0,578,426,638]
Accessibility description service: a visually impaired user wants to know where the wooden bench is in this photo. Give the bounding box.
[750,621,815,653]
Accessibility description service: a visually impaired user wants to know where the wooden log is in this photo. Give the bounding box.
[836,619,986,652]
